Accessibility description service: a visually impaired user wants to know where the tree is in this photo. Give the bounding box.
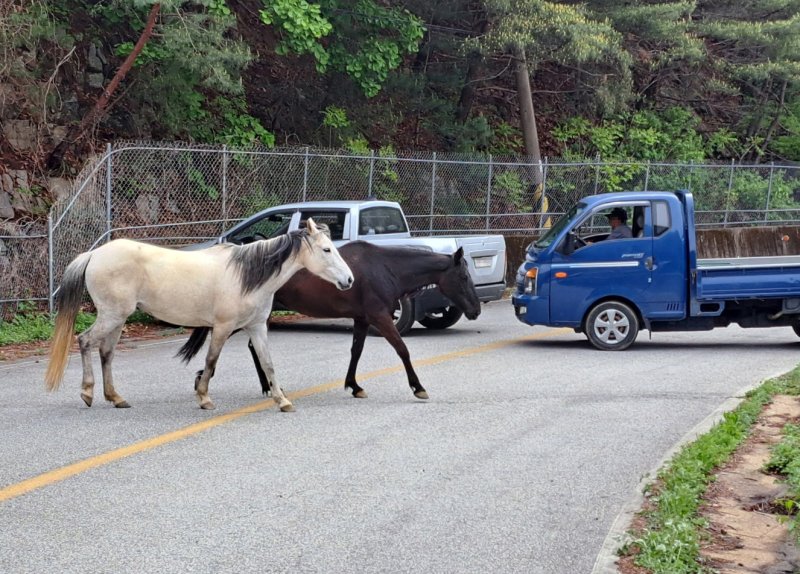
[44,0,255,169]
[692,0,800,159]
[467,0,632,212]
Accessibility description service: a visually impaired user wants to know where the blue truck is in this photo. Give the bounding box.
[512,190,800,350]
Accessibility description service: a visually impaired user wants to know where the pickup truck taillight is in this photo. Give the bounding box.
[524,267,538,295]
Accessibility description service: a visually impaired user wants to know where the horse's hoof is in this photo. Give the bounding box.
[353,390,368,399]
[200,401,216,410]
[114,401,131,409]
[81,393,93,407]
[280,403,296,413]
[414,390,429,400]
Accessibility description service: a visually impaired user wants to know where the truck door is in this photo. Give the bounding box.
[548,203,654,326]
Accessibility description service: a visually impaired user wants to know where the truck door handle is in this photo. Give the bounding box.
[645,256,654,271]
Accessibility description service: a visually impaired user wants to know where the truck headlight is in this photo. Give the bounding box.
[524,267,538,295]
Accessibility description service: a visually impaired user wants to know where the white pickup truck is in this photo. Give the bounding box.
[198,200,507,333]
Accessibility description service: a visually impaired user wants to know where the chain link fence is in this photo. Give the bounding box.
[2,141,800,312]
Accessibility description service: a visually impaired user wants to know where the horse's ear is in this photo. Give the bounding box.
[306,218,318,234]
[453,247,464,264]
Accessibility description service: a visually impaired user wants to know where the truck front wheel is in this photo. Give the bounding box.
[584,301,639,351]
[419,307,463,330]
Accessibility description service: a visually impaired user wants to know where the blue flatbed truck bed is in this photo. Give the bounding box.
[512,190,800,350]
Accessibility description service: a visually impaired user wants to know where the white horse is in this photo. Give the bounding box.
[45,219,353,412]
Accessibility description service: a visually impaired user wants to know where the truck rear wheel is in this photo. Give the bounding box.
[584,301,639,351]
[419,307,463,330]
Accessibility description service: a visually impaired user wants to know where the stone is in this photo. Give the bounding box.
[2,119,36,152]
[87,73,105,89]
[135,194,160,224]
[0,192,14,219]
[1,173,12,194]
[47,177,73,203]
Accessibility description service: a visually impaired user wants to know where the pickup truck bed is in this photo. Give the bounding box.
[697,256,800,300]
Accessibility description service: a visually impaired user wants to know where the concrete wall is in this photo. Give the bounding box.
[503,227,800,287]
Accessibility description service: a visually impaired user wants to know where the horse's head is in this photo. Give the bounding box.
[300,218,354,290]
[439,247,481,320]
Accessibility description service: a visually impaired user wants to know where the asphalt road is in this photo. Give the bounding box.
[1,301,798,574]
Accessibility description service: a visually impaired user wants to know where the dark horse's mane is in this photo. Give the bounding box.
[225,223,329,295]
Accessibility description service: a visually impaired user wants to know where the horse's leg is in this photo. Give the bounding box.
[99,323,128,407]
[194,327,231,410]
[371,314,428,400]
[344,320,370,398]
[77,325,97,407]
[244,323,294,412]
[77,315,128,407]
[247,338,272,396]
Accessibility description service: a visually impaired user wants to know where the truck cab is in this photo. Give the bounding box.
[513,190,800,350]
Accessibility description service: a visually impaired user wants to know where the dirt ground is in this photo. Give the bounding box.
[619,395,800,574]
[0,315,308,363]
[4,322,800,573]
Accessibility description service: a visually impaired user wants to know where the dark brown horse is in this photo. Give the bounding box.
[177,241,482,401]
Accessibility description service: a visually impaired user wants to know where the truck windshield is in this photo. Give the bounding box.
[533,203,586,249]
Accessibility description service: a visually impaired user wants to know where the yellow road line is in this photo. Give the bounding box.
[0,328,569,503]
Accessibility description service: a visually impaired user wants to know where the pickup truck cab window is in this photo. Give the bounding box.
[653,200,671,236]
[567,204,650,251]
[228,210,294,244]
[534,203,586,249]
[298,210,348,240]
[359,206,408,235]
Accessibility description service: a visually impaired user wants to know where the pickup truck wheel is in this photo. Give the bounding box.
[370,297,415,336]
[793,323,800,338]
[584,301,639,351]
[419,307,463,330]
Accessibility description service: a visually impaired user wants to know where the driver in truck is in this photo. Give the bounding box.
[606,207,632,239]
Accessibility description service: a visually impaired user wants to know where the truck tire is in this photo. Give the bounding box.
[419,306,463,330]
[793,323,800,338]
[584,301,639,351]
[370,297,415,336]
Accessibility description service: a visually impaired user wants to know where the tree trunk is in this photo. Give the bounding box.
[47,3,161,171]
[455,9,489,124]
[512,45,547,226]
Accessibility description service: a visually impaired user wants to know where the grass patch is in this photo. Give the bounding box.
[0,302,160,345]
[765,422,800,541]
[0,301,298,346]
[621,366,800,573]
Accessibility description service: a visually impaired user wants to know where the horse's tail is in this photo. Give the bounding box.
[45,250,93,391]
[176,327,210,364]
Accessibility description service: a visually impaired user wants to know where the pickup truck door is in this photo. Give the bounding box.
[548,205,654,326]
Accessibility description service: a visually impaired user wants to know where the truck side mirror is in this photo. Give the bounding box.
[562,231,577,255]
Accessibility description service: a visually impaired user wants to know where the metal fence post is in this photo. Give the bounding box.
[368,149,375,199]
[429,152,436,234]
[644,161,650,191]
[723,159,734,226]
[765,162,775,222]
[302,147,310,202]
[221,145,228,232]
[542,156,549,197]
[485,155,493,231]
[47,214,54,314]
[105,143,112,241]
[593,154,601,194]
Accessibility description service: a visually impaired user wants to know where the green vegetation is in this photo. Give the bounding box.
[0,304,159,346]
[4,0,800,164]
[765,422,800,542]
[622,366,800,573]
